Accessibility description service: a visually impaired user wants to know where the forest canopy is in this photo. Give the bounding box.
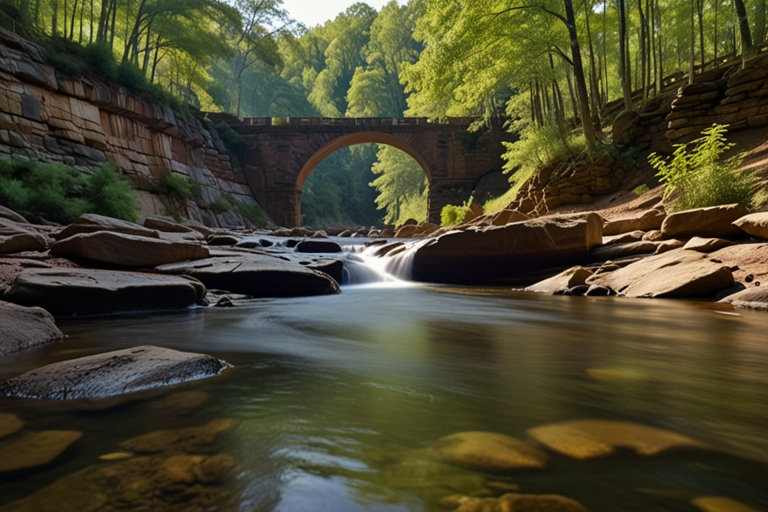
[1,0,765,226]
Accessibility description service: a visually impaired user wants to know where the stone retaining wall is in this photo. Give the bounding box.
[0,27,265,228]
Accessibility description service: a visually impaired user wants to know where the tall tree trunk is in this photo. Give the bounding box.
[696,0,705,68]
[52,0,58,36]
[564,0,598,147]
[583,0,602,129]
[714,0,719,64]
[638,0,648,100]
[756,0,767,45]
[734,0,753,53]
[602,0,609,105]
[618,0,633,110]
[89,0,94,43]
[689,0,696,84]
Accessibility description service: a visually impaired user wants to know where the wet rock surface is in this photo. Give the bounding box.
[442,493,589,512]
[0,430,82,474]
[157,254,340,298]
[2,268,206,316]
[527,420,710,459]
[0,346,231,400]
[0,301,64,356]
[691,496,761,512]
[719,286,768,311]
[50,231,210,267]
[435,432,548,472]
[0,413,24,439]
[525,267,593,294]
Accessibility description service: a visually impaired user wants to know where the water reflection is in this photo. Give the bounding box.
[1,287,768,511]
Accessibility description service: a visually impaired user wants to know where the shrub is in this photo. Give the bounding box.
[87,165,137,222]
[440,196,474,226]
[633,184,650,196]
[649,124,760,212]
[44,46,84,79]
[81,42,116,81]
[155,170,196,201]
[213,122,246,168]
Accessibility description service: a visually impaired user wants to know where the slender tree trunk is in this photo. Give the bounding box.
[696,0,705,68]
[109,1,117,49]
[715,0,719,64]
[618,0,633,110]
[89,0,93,43]
[756,0,767,45]
[689,0,696,84]
[52,0,58,36]
[583,0,602,131]
[638,0,648,100]
[734,0,753,53]
[69,0,79,40]
[602,0,608,106]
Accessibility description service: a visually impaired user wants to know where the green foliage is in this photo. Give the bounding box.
[649,124,760,212]
[81,42,116,80]
[369,144,427,225]
[212,122,246,168]
[483,188,518,215]
[0,160,136,223]
[440,196,474,227]
[155,170,199,201]
[221,194,272,227]
[633,184,651,196]
[44,44,85,79]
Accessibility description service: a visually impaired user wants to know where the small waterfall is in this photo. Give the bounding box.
[340,240,420,285]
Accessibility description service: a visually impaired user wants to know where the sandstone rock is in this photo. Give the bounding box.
[143,216,196,234]
[435,431,547,472]
[692,496,761,512]
[0,301,64,356]
[590,241,659,261]
[643,230,665,241]
[413,222,440,237]
[710,243,768,285]
[661,204,749,239]
[0,218,51,254]
[0,346,231,400]
[412,214,603,284]
[613,110,641,145]
[3,268,206,316]
[0,205,27,223]
[654,239,686,254]
[719,286,768,311]
[151,390,210,415]
[0,413,23,440]
[0,430,82,473]
[586,249,734,298]
[120,419,234,453]
[603,209,666,236]
[487,209,529,227]
[54,213,160,240]
[603,230,645,245]
[51,231,209,267]
[683,237,733,252]
[98,452,134,461]
[157,254,340,298]
[525,266,593,293]
[445,493,589,512]
[157,230,205,242]
[527,420,710,459]
[295,240,342,253]
[394,225,419,238]
[733,212,768,239]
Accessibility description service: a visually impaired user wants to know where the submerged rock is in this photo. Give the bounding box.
[3,268,206,316]
[586,249,734,298]
[295,240,342,253]
[0,413,24,439]
[120,419,235,454]
[0,430,82,474]
[157,254,340,298]
[442,493,589,512]
[434,431,548,472]
[692,496,761,512]
[0,301,64,356]
[412,214,603,284]
[661,203,748,239]
[51,231,209,267]
[527,420,710,459]
[0,346,231,400]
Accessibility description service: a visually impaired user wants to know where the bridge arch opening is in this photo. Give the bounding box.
[298,132,432,228]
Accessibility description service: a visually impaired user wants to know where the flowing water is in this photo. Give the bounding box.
[2,240,768,511]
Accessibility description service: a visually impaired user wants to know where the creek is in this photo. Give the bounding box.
[1,238,768,511]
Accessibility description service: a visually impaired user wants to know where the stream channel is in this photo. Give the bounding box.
[1,236,768,511]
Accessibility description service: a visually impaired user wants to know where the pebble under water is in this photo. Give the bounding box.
[1,283,768,511]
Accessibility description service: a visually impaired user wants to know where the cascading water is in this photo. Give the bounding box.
[340,240,421,284]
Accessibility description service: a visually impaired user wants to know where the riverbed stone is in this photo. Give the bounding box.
[0,346,231,400]
[718,286,768,311]
[0,301,64,356]
[589,241,659,261]
[525,266,593,293]
[157,254,340,297]
[54,213,160,240]
[603,209,666,236]
[143,216,197,234]
[654,239,686,254]
[603,230,646,245]
[527,420,710,459]
[0,413,24,439]
[3,268,206,316]
[51,231,210,267]
[683,237,733,252]
[120,419,235,453]
[412,213,603,284]
[443,493,589,512]
[435,431,548,472]
[733,212,768,239]
[0,430,83,473]
[0,205,27,224]
[692,496,761,512]
[585,249,734,298]
[295,239,343,253]
[661,203,749,239]
[0,218,51,254]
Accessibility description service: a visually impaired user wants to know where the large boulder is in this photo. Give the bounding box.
[0,218,51,254]
[0,301,64,356]
[603,209,666,236]
[0,346,231,400]
[719,287,768,311]
[295,240,343,253]
[0,205,28,224]
[586,249,734,298]
[51,231,209,267]
[2,268,206,316]
[733,212,768,239]
[157,254,340,298]
[525,266,593,293]
[412,214,603,284]
[661,204,749,239]
[54,213,160,240]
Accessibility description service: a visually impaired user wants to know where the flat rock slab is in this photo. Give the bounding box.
[0,413,24,439]
[51,231,209,267]
[590,241,659,261]
[0,430,82,473]
[603,209,666,236]
[0,346,231,400]
[54,213,160,240]
[412,214,603,284]
[719,286,768,311]
[683,237,733,252]
[157,254,340,298]
[586,249,734,298]
[661,203,748,239]
[733,212,768,240]
[0,205,27,224]
[143,216,197,234]
[434,431,548,472]
[0,218,51,254]
[710,243,768,284]
[0,301,64,356]
[527,420,710,459]
[3,268,205,316]
[525,266,593,294]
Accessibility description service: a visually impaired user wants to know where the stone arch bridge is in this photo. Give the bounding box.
[207,114,515,227]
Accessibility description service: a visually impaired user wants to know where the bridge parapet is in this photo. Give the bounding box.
[229,116,480,128]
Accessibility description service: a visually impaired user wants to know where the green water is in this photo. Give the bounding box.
[1,284,768,511]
